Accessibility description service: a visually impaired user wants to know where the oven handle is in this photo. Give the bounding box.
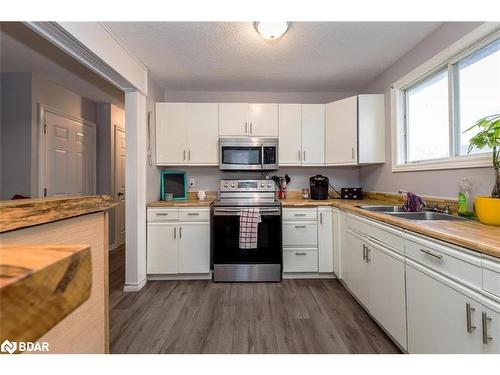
[214,207,281,216]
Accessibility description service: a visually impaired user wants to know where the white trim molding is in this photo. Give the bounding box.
[391,22,500,172]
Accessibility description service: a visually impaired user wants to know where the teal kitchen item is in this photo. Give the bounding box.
[160,171,187,201]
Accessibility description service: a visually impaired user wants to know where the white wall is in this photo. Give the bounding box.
[360,22,493,198]
[146,77,163,202]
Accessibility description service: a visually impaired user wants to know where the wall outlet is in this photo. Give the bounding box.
[189,179,195,188]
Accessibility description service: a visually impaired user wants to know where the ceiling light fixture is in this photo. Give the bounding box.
[254,22,289,41]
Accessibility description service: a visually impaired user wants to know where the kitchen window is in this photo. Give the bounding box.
[392,25,500,171]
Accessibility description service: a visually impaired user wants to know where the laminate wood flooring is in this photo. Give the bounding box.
[109,246,400,354]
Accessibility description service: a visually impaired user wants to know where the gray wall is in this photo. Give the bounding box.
[164,90,355,104]
[0,73,32,199]
[359,22,493,198]
[160,166,359,193]
[0,73,98,199]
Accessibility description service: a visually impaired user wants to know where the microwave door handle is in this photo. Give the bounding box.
[261,145,265,170]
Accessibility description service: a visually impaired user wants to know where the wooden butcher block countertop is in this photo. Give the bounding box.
[147,193,217,208]
[0,244,92,349]
[281,195,500,259]
[0,195,116,233]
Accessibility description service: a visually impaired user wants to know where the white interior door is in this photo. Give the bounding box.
[44,110,95,197]
[114,126,126,248]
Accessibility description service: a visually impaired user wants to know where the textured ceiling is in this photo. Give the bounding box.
[104,21,442,92]
[0,23,124,107]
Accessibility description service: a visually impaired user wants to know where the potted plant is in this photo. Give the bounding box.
[464,113,500,225]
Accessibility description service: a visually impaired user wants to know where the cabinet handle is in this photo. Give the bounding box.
[294,213,306,217]
[174,227,176,240]
[183,150,186,160]
[351,147,355,160]
[320,212,323,224]
[295,252,307,256]
[482,312,493,344]
[179,226,182,239]
[187,212,199,216]
[298,150,301,161]
[250,122,253,134]
[188,150,191,161]
[295,225,307,228]
[362,244,367,261]
[303,150,306,161]
[366,247,371,263]
[466,303,476,333]
[156,213,168,216]
[419,248,443,260]
[245,122,248,133]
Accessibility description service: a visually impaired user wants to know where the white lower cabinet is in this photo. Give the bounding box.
[147,208,210,275]
[147,222,178,274]
[282,207,335,274]
[178,223,210,274]
[406,260,483,353]
[341,213,407,350]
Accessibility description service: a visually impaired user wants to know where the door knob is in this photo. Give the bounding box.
[117,192,124,197]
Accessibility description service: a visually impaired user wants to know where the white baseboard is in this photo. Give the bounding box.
[282,272,337,279]
[123,277,147,292]
[147,273,212,281]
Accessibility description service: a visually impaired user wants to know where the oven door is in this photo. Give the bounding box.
[213,207,282,265]
[219,144,262,170]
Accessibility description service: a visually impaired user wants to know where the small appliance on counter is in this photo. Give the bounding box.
[309,175,329,200]
[341,187,363,200]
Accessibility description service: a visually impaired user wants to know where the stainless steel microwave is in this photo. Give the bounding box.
[219,138,279,171]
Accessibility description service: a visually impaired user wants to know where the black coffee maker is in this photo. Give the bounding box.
[309,175,329,200]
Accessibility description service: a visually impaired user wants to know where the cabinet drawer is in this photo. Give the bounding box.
[179,209,210,222]
[147,208,179,222]
[405,234,482,290]
[283,249,318,272]
[483,256,500,299]
[345,213,403,253]
[283,208,317,221]
[283,222,318,247]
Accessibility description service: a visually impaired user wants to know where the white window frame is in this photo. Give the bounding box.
[391,23,500,172]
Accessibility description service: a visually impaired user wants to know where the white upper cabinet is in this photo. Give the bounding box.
[156,102,219,166]
[325,96,358,165]
[358,95,385,164]
[218,103,249,137]
[248,103,278,136]
[219,103,278,137]
[186,103,219,165]
[156,102,187,165]
[325,94,385,165]
[278,104,302,165]
[301,104,325,165]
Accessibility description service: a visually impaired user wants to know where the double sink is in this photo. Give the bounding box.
[357,205,466,221]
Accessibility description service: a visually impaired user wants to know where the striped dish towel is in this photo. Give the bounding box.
[239,208,262,249]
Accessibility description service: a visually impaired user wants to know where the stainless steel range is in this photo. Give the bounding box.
[212,179,282,282]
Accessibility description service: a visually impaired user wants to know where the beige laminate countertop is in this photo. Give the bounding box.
[281,197,500,259]
[0,195,117,233]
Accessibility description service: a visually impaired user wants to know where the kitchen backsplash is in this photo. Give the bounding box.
[159,166,360,192]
